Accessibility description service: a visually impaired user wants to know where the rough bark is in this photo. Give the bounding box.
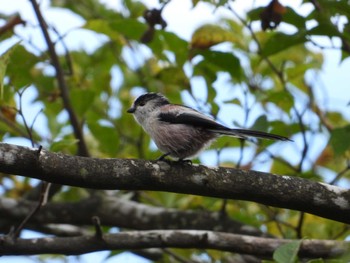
[0,230,347,258]
[0,143,349,223]
[0,196,266,237]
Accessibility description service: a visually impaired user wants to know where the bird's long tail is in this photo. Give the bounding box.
[217,128,291,141]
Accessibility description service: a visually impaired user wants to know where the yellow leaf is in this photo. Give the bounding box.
[0,42,20,99]
[190,24,236,49]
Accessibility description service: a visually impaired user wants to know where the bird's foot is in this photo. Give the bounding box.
[177,159,193,165]
[156,153,193,165]
[156,153,170,161]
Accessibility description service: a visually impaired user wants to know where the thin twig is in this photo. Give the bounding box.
[29,0,89,157]
[226,4,286,85]
[294,107,309,172]
[17,86,35,147]
[296,212,305,239]
[263,149,298,172]
[51,26,74,76]
[11,89,52,237]
[12,181,51,238]
[92,216,103,239]
[263,207,286,238]
[329,161,350,185]
[332,225,350,240]
[236,139,245,168]
[306,83,333,131]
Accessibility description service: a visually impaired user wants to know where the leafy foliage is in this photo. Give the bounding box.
[273,240,301,263]
[0,0,349,262]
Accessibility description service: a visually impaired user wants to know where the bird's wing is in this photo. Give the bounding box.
[158,105,237,133]
[158,105,290,141]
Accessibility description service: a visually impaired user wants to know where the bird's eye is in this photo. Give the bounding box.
[139,102,145,106]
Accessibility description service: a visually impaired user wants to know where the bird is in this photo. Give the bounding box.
[127,92,290,161]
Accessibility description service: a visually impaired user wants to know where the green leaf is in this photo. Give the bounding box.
[264,90,294,113]
[70,89,96,116]
[50,138,79,153]
[247,7,264,21]
[286,62,318,93]
[270,121,299,139]
[270,157,296,176]
[330,125,350,156]
[52,0,117,21]
[83,19,122,43]
[7,44,39,88]
[84,18,147,44]
[155,67,190,90]
[123,0,146,18]
[224,97,241,107]
[160,31,189,66]
[207,87,219,116]
[307,0,350,21]
[325,111,348,127]
[88,122,119,156]
[283,7,306,29]
[261,32,307,57]
[273,240,301,263]
[53,186,89,202]
[110,18,147,41]
[0,42,20,98]
[308,23,341,37]
[251,115,269,132]
[197,50,242,81]
[190,24,238,49]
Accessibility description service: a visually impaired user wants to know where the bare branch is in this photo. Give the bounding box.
[0,195,265,237]
[0,230,347,258]
[0,143,349,224]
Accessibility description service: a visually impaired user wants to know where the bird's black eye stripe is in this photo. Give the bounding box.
[134,93,170,108]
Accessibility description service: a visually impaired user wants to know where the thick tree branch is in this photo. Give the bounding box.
[0,230,347,258]
[0,196,265,237]
[29,0,89,157]
[0,143,349,223]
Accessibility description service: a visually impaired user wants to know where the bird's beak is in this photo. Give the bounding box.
[127,107,135,113]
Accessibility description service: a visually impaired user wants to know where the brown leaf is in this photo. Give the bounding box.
[143,8,167,29]
[260,0,287,31]
[0,105,16,122]
[140,27,155,43]
[140,8,167,43]
[315,145,334,166]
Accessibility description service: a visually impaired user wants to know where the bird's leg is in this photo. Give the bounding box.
[157,154,192,165]
[156,152,171,161]
[178,158,193,165]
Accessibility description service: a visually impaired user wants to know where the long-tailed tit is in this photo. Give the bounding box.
[127,92,290,160]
